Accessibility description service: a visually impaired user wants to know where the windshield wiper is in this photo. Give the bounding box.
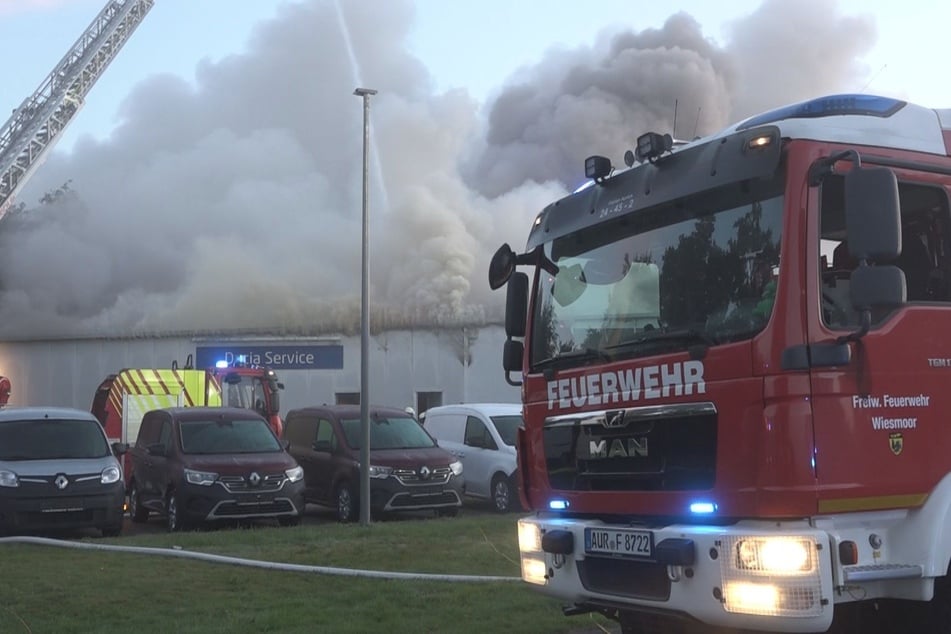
[533,347,612,372]
[604,328,718,355]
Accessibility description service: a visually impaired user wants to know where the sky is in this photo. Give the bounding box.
[0,0,947,339]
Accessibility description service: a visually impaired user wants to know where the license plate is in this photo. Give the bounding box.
[411,486,442,496]
[584,527,653,559]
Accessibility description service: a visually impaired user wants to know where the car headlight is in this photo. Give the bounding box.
[285,466,304,482]
[184,468,218,486]
[100,465,121,484]
[0,469,18,488]
[449,460,463,476]
[368,465,392,479]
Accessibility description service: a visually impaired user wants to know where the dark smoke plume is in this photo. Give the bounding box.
[0,0,874,339]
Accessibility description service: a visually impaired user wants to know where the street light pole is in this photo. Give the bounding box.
[354,87,377,527]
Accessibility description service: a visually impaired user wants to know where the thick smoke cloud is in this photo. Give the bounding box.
[0,0,874,338]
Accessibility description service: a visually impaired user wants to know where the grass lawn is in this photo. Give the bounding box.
[0,514,617,633]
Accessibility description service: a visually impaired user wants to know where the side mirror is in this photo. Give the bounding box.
[146,443,165,457]
[845,167,901,261]
[505,272,529,338]
[489,244,517,290]
[503,339,524,387]
[851,265,906,310]
[112,442,129,456]
[313,440,332,453]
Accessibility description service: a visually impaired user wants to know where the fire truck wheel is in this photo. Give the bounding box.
[618,609,691,633]
[920,573,951,633]
[128,481,149,523]
[491,474,513,513]
[166,491,189,532]
[335,482,356,523]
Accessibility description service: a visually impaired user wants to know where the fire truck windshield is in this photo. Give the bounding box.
[531,186,783,368]
[223,375,268,416]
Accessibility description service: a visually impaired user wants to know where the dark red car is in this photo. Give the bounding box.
[127,407,305,531]
[283,405,464,521]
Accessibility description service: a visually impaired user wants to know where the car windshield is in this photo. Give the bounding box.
[490,414,523,446]
[179,419,281,454]
[532,180,784,368]
[0,419,110,460]
[341,415,436,450]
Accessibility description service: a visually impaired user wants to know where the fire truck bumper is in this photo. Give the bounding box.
[517,514,835,633]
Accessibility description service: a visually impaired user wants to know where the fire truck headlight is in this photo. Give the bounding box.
[518,519,542,552]
[184,469,218,486]
[521,557,548,585]
[735,537,814,574]
[100,465,121,485]
[0,469,18,487]
[720,535,823,617]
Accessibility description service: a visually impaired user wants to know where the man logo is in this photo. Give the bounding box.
[889,433,904,456]
[588,438,648,458]
[54,474,69,490]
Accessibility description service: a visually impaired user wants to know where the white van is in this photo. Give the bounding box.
[420,403,522,512]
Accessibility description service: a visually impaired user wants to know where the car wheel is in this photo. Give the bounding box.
[278,516,301,527]
[129,481,149,523]
[166,491,188,532]
[491,474,513,513]
[335,482,356,523]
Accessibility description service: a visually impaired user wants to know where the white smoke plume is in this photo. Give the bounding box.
[0,0,874,339]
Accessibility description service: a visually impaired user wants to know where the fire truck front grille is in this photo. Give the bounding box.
[542,402,717,492]
[577,557,671,601]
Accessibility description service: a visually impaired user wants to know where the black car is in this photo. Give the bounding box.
[127,406,305,531]
[283,405,464,522]
[0,407,126,536]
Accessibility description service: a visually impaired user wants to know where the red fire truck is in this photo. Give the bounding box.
[490,94,951,632]
[91,355,285,461]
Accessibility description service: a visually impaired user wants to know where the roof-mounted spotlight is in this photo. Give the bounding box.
[584,155,612,183]
[634,132,673,163]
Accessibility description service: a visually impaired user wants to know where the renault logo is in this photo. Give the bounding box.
[249,472,262,486]
[419,466,431,480]
[54,474,69,490]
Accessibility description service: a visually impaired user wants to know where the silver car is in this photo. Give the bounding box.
[0,407,127,536]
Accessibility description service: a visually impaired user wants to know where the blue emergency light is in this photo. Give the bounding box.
[549,499,569,511]
[689,501,717,515]
[737,94,906,131]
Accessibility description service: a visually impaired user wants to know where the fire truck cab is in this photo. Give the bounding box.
[492,94,951,632]
[212,356,285,437]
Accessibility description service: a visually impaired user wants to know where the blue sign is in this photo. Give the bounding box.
[195,345,343,370]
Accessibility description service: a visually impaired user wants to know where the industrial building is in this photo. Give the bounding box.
[0,324,518,415]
